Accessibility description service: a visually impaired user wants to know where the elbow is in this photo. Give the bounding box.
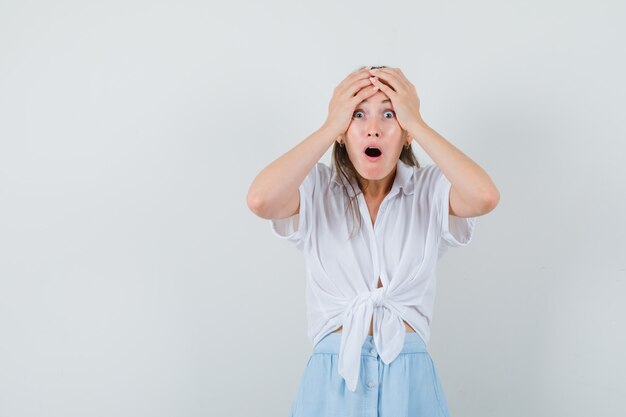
[247,190,265,217]
[483,188,500,212]
[247,190,279,219]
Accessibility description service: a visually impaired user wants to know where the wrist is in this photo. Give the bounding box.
[407,117,429,139]
[319,123,343,143]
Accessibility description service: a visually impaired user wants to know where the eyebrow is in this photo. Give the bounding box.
[359,98,391,104]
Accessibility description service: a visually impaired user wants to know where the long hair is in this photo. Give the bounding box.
[331,65,421,240]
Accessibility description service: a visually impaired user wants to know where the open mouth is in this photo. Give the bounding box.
[365,147,382,157]
[364,145,383,161]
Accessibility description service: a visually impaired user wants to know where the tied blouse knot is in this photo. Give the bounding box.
[338,285,410,392]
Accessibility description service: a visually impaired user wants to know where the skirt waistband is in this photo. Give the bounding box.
[313,332,428,356]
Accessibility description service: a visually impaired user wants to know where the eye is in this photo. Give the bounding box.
[353,110,395,119]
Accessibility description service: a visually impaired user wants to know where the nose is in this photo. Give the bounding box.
[367,118,381,137]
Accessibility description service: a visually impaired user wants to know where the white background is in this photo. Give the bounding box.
[1,1,625,416]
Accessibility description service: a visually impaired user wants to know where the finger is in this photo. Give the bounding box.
[337,67,372,91]
[368,76,396,100]
[387,67,414,87]
[352,81,381,104]
[346,77,376,98]
[335,74,372,99]
[370,67,403,78]
[368,68,407,92]
[369,70,403,93]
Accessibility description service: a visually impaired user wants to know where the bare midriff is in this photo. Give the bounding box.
[333,277,416,336]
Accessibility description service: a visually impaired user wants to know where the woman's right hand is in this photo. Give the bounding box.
[322,67,381,140]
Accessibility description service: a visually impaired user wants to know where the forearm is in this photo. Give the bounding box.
[247,124,338,218]
[407,118,500,207]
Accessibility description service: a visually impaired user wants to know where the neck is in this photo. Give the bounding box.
[358,167,396,200]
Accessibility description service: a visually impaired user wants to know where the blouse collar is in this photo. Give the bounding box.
[330,158,416,198]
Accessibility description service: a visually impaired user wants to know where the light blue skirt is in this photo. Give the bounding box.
[289,332,451,417]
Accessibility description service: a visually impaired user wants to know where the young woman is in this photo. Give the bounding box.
[247,65,499,417]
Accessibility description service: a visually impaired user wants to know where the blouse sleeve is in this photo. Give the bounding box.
[268,163,319,251]
[429,164,477,247]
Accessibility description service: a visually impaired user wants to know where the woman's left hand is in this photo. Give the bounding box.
[368,67,424,131]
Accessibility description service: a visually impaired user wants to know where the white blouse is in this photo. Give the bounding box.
[269,158,477,393]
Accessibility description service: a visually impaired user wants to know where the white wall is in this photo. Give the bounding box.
[1,1,624,416]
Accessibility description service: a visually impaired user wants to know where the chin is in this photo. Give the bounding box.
[356,162,392,179]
